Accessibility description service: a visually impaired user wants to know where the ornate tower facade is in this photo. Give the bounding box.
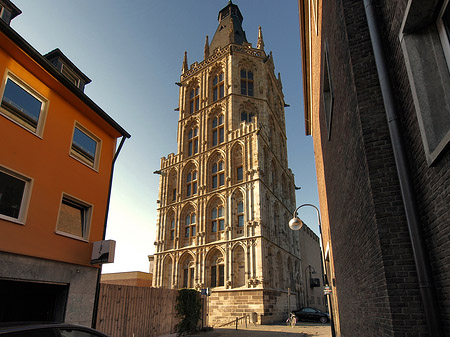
[153,1,302,324]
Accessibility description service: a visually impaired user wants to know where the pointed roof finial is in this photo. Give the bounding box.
[182,51,188,74]
[257,26,265,50]
[204,35,210,59]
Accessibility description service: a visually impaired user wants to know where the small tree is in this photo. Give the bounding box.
[175,288,201,335]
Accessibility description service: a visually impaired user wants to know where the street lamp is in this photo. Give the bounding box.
[289,203,321,231]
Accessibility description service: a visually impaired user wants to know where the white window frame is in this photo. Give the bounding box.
[0,165,33,225]
[69,122,102,171]
[55,193,92,242]
[0,71,48,137]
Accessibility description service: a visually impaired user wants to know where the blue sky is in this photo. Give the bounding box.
[11,0,319,273]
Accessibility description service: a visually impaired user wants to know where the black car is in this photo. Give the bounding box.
[0,323,109,336]
[292,307,330,324]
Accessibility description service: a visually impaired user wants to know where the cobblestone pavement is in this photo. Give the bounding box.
[163,322,332,337]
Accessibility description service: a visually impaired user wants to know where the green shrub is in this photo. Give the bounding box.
[175,288,201,335]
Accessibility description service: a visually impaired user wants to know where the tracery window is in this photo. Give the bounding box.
[212,160,224,189]
[187,127,198,156]
[240,69,254,96]
[169,218,175,240]
[213,73,224,101]
[212,115,224,146]
[186,170,197,197]
[237,201,244,227]
[189,87,200,114]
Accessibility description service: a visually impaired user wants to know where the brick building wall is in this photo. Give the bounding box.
[311,0,450,335]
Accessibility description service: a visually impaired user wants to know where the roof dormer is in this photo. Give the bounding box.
[0,0,21,25]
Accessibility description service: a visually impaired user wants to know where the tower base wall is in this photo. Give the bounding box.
[206,288,299,326]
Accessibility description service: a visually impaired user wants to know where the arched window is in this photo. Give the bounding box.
[169,218,175,240]
[207,249,224,288]
[187,127,198,156]
[189,87,199,114]
[162,256,173,289]
[212,115,224,146]
[212,160,224,189]
[211,205,224,233]
[186,169,197,197]
[179,254,195,289]
[240,69,254,96]
[184,212,196,238]
[240,111,254,123]
[212,73,224,101]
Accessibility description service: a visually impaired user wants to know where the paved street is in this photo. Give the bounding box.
[162,322,332,337]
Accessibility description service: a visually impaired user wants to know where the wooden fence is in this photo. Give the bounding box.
[96,284,178,337]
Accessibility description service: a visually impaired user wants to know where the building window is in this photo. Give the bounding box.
[211,264,225,287]
[400,0,450,164]
[212,161,224,189]
[169,219,175,240]
[212,115,224,146]
[0,75,47,135]
[237,166,243,181]
[241,111,254,123]
[213,73,224,102]
[211,205,224,232]
[185,212,196,237]
[70,124,100,169]
[172,188,177,201]
[187,127,199,156]
[240,69,254,96]
[186,170,197,197]
[56,195,91,241]
[0,166,31,223]
[61,64,81,88]
[323,42,334,140]
[237,201,244,227]
[189,87,200,114]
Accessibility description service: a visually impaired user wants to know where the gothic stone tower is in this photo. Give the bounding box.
[153,1,302,324]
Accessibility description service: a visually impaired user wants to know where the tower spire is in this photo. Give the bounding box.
[182,51,188,74]
[204,35,210,59]
[257,26,265,50]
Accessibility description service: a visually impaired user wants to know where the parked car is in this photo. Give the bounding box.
[292,307,330,324]
[0,323,109,336]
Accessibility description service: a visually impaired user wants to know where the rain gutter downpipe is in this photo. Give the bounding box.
[363,1,442,336]
[91,135,128,329]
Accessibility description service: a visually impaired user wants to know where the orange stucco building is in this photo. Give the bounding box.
[0,0,129,326]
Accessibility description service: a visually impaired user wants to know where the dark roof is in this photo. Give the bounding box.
[0,18,130,138]
[44,48,92,84]
[209,1,248,52]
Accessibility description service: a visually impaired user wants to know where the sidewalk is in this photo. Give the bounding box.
[161,322,331,337]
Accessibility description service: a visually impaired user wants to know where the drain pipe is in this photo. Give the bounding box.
[363,1,442,336]
[91,135,128,328]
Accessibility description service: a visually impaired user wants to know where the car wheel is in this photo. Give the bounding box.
[319,316,328,324]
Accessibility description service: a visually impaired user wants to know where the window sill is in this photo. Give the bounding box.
[0,214,25,225]
[55,230,89,242]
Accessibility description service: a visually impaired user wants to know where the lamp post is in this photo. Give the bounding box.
[289,203,336,337]
[304,265,316,306]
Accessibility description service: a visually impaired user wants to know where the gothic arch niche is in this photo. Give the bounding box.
[180,203,197,247]
[267,247,274,288]
[270,159,278,193]
[162,255,173,289]
[207,150,226,192]
[231,188,245,238]
[165,209,176,250]
[205,247,224,288]
[272,202,279,243]
[168,169,178,204]
[206,195,226,243]
[231,142,244,184]
[232,244,246,288]
[184,119,199,158]
[178,252,195,289]
[182,160,198,199]
[275,251,284,290]
[287,256,295,291]
[184,78,200,115]
[238,100,257,129]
